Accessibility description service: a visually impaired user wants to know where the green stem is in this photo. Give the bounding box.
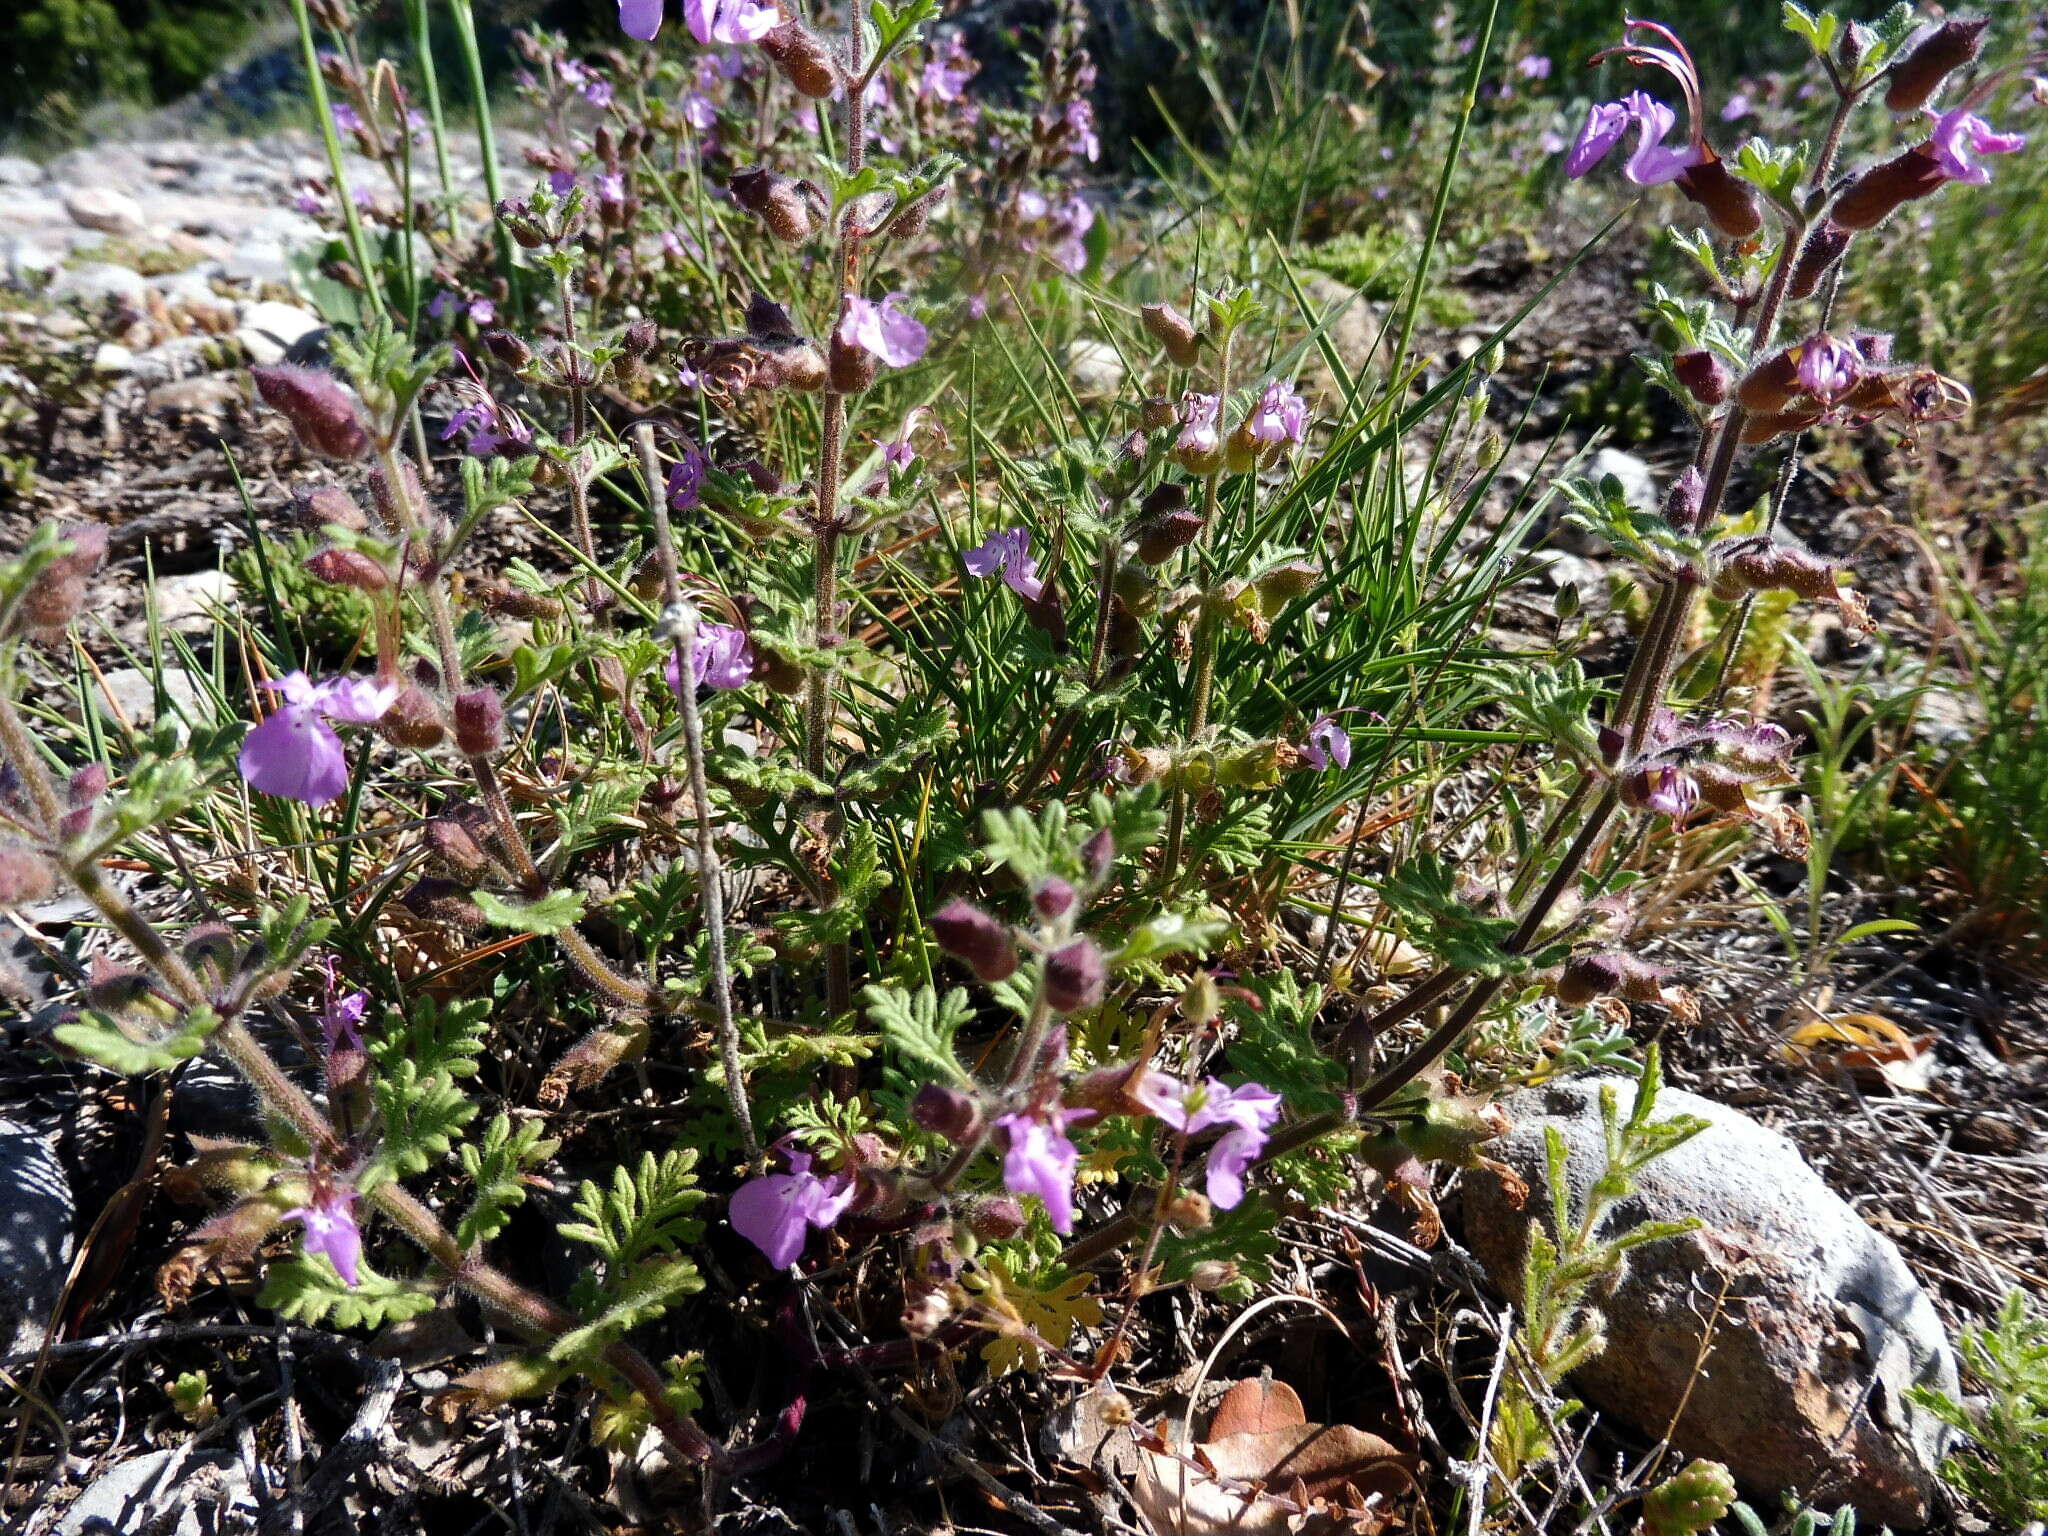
[446,0,517,299]
[288,0,383,312]
[403,0,460,241]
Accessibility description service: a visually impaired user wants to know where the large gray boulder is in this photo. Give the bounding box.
[1461,1077,1957,1529]
[0,1118,74,1356]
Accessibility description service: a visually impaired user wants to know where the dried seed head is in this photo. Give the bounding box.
[929,899,1018,982]
[1139,395,1179,432]
[1884,16,1990,113]
[1140,303,1202,368]
[252,365,370,460]
[452,688,506,755]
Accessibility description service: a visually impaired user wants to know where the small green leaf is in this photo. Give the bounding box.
[473,889,586,935]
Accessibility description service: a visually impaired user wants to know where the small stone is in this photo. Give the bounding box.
[39,311,88,340]
[153,569,237,633]
[129,334,232,386]
[147,377,241,416]
[0,1119,73,1355]
[4,237,61,288]
[1461,1077,1958,1529]
[48,261,147,305]
[1590,447,1658,512]
[0,156,42,188]
[234,299,322,364]
[91,342,135,374]
[63,185,148,237]
[91,666,208,730]
[1067,338,1126,400]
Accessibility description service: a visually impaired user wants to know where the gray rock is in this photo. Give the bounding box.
[1067,337,1126,400]
[63,186,147,237]
[235,299,323,366]
[128,334,231,386]
[0,156,42,188]
[90,342,135,375]
[90,666,209,731]
[45,145,151,195]
[53,1444,255,1536]
[1461,1077,1957,1528]
[39,311,89,340]
[147,377,242,417]
[1590,447,1659,513]
[48,262,147,306]
[5,236,62,289]
[152,569,237,633]
[0,1119,73,1356]
[1298,272,1387,403]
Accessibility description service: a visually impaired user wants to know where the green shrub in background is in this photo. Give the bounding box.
[0,0,264,132]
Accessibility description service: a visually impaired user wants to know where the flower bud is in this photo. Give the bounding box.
[1831,147,1946,231]
[1675,158,1762,239]
[729,167,818,244]
[1081,827,1115,884]
[293,484,367,533]
[1671,350,1728,405]
[469,576,563,621]
[1787,222,1852,301]
[16,523,107,637]
[1662,466,1705,531]
[1044,936,1106,1014]
[496,197,549,248]
[827,333,879,394]
[1139,396,1179,431]
[481,329,534,370]
[1735,347,1802,413]
[1033,876,1077,921]
[181,922,238,977]
[911,1083,983,1144]
[1140,303,1202,367]
[452,688,506,755]
[623,318,659,358]
[930,899,1018,982]
[1253,561,1317,609]
[1711,536,1841,602]
[1133,509,1205,565]
[0,846,56,907]
[401,876,486,930]
[1188,1259,1239,1292]
[1162,1189,1212,1232]
[252,365,370,461]
[1884,16,1989,113]
[1555,950,1625,1006]
[759,20,840,98]
[377,684,447,749]
[424,805,496,882]
[966,1195,1026,1241]
[305,546,390,592]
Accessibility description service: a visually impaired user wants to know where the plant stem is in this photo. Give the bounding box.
[633,426,757,1159]
[288,0,383,313]
[446,0,517,300]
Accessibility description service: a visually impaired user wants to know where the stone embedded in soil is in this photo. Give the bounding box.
[1589,447,1658,513]
[1460,1076,1958,1530]
[63,185,148,237]
[1068,337,1126,400]
[48,262,148,306]
[53,1444,254,1536]
[0,1118,74,1356]
[89,665,209,731]
[235,300,324,366]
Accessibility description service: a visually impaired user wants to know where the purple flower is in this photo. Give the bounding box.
[667,443,708,510]
[921,35,977,102]
[285,1185,363,1286]
[548,169,578,196]
[1637,765,1699,819]
[1299,716,1351,770]
[293,187,323,215]
[995,1108,1088,1234]
[1795,334,1861,402]
[664,621,754,694]
[1618,91,1703,185]
[1133,1075,1283,1210]
[238,672,396,806]
[1176,392,1222,460]
[440,400,529,458]
[1244,382,1308,446]
[468,298,496,326]
[1063,100,1101,163]
[681,92,718,131]
[837,294,928,368]
[1720,91,1753,122]
[963,526,1045,601]
[427,289,456,323]
[1928,107,2026,185]
[1517,54,1552,80]
[618,0,664,39]
[595,171,627,205]
[321,988,368,1055]
[330,103,363,136]
[728,1149,854,1267]
[1565,100,1633,177]
[582,77,614,108]
[683,0,779,47]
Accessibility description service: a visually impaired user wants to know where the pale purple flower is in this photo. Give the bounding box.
[1299,716,1351,770]
[922,35,977,102]
[1017,190,1049,221]
[1176,393,1222,458]
[728,1149,853,1267]
[1517,55,1552,80]
[662,230,692,264]
[330,103,363,136]
[1619,91,1702,185]
[1565,100,1632,177]
[595,171,627,205]
[1538,129,1567,156]
[1637,765,1699,819]
[995,1108,1088,1234]
[293,187,323,215]
[1795,334,1861,402]
[1064,100,1101,163]
[681,92,718,131]
[667,443,708,510]
[1928,107,2026,186]
[582,77,614,107]
[468,298,496,325]
[322,988,368,1054]
[665,621,755,694]
[548,169,578,196]
[837,294,928,368]
[618,0,665,40]
[964,526,1045,602]
[1132,1075,1283,1210]
[427,289,457,323]
[440,400,529,458]
[1720,91,1753,122]
[684,0,779,47]
[1245,381,1308,446]
[696,51,746,88]
[285,1185,363,1286]
[239,672,396,806]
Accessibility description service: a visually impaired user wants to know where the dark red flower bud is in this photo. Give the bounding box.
[759,20,840,98]
[181,922,238,975]
[377,684,447,749]
[85,957,151,1010]
[453,688,506,755]
[910,1083,983,1144]
[1831,146,1947,231]
[1674,157,1762,239]
[828,333,879,394]
[15,523,107,637]
[1884,16,1990,113]
[305,547,390,592]
[965,1195,1026,1241]
[1138,482,1188,520]
[1133,509,1206,564]
[1140,303,1202,368]
[400,876,486,930]
[424,805,497,882]
[1033,876,1077,921]
[1672,350,1728,405]
[930,899,1018,982]
[252,365,370,460]
[1557,949,1668,1006]
[729,167,819,244]
[1044,937,1106,1014]
[1788,222,1852,301]
[1081,827,1115,885]
[496,197,549,248]
[67,763,107,810]
[481,329,534,369]
[293,484,368,533]
[1735,347,1803,413]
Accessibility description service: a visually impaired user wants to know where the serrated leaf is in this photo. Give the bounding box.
[259,1256,439,1329]
[473,888,586,935]
[53,1005,221,1075]
[864,982,973,1086]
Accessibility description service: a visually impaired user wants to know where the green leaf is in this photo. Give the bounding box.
[456,1114,560,1249]
[864,982,974,1086]
[559,1148,706,1270]
[54,1005,221,1075]
[1780,0,1840,56]
[1112,910,1230,968]
[473,888,587,936]
[259,1256,439,1329]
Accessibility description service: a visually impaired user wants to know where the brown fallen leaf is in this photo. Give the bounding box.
[1780,1011,1939,1093]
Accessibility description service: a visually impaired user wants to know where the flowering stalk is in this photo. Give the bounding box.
[633,424,758,1159]
[288,0,382,309]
